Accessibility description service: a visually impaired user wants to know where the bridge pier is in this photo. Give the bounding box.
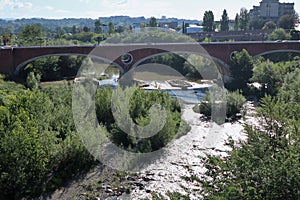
[0,48,15,74]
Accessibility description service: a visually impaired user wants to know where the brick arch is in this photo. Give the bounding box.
[1,42,300,75]
[253,49,300,59]
[14,53,124,74]
[129,51,230,77]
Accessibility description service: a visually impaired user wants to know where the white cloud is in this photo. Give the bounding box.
[0,0,32,10]
[79,0,90,3]
[117,0,127,5]
[45,6,54,11]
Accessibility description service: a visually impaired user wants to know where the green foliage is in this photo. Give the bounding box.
[19,24,43,46]
[94,19,102,34]
[277,14,296,30]
[251,59,282,96]
[250,19,265,30]
[105,29,194,44]
[95,86,187,153]
[0,81,94,199]
[262,21,277,31]
[228,49,253,91]
[251,57,300,96]
[108,22,115,35]
[239,8,250,31]
[149,17,158,27]
[201,96,300,200]
[19,55,85,82]
[203,11,215,32]
[220,9,229,32]
[279,68,300,103]
[268,28,291,40]
[234,14,239,31]
[183,54,218,80]
[290,29,300,40]
[26,71,40,89]
[195,90,245,121]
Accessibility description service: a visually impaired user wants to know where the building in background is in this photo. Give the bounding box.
[158,21,178,29]
[250,0,295,21]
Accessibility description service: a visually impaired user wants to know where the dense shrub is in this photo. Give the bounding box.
[95,86,189,153]
[201,96,300,200]
[0,82,94,199]
[194,90,245,121]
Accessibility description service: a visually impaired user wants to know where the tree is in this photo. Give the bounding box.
[268,28,291,40]
[201,94,300,200]
[1,32,11,45]
[229,49,253,90]
[202,11,215,32]
[262,21,277,31]
[72,25,77,34]
[220,9,229,31]
[83,26,90,32]
[94,19,102,34]
[108,22,115,35]
[279,68,300,103]
[290,29,300,40]
[234,13,239,31]
[277,14,296,30]
[26,72,40,89]
[149,17,157,27]
[251,59,282,96]
[55,27,66,38]
[250,19,265,30]
[20,24,43,46]
[239,8,250,30]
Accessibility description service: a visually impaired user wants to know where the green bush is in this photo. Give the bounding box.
[95,86,188,153]
[0,82,94,199]
[195,90,245,121]
[201,96,300,200]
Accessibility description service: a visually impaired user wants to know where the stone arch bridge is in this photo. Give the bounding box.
[0,41,299,75]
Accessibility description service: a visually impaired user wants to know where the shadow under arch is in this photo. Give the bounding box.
[130,50,230,80]
[253,49,300,60]
[14,53,124,75]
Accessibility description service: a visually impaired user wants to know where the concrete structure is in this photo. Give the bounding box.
[158,21,178,29]
[250,0,295,21]
[0,42,300,76]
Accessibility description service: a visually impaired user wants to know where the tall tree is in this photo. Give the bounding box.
[2,32,11,45]
[262,21,277,31]
[94,19,102,34]
[202,10,215,32]
[229,49,253,90]
[108,22,115,35]
[234,13,239,31]
[277,14,296,30]
[83,26,90,33]
[72,25,77,34]
[149,17,157,27]
[20,24,43,46]
[239,8,250,30]
[220,9,229,31]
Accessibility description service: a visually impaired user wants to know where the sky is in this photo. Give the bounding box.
[0,0,298,20]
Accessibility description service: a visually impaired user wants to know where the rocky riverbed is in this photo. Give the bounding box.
[42,101,256,200]
[127,103,256,199]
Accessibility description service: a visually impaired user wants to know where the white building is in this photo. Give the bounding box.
[250,0,295,21]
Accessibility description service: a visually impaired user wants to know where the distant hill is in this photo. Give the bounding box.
[0,16,202,33]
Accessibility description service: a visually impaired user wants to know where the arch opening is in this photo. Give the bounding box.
[15,53,123,83]
[254,50,300,62]
[130,51,230,81]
